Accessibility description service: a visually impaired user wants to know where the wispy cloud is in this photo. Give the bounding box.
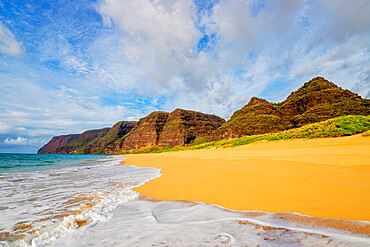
[0,0,369,153]
[0,21,24,57]
[98,0,210,90]
[97,0,369,114]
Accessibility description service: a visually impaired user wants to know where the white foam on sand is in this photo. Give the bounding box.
[50,199,370,247]
[2,156,369,247]
[0,157,161,247]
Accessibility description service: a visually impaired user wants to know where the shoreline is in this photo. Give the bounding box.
[136,195,370,237]
[124,134,370,222]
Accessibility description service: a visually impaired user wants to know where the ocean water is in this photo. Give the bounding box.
[1,154,369,247]
[0,154,160,246]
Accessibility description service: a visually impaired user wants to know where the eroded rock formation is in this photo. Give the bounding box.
[118,111,169,150]
[37,134,80,154]
[211,77,370,140]
[158,109,225,146]
[38,77,370,153]
[38,128,110,154]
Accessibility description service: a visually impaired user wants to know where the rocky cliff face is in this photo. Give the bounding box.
[37,128,111,154]
[211,77,370,140]
[37,121,137,154]
[158,109,225,146]
[88,121,137,153]
[279,77,370,128]
[117,112,169,150]
[211,97,284,140]
[115,109,225,150]
[38,77,369,153]
[37,134,80,154]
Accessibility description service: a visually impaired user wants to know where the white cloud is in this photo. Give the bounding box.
[0,73,152,137]
[0,121,27,135]
[0,21,24,57]
[4,137,28,145]
[292,36,370,89]
[97,0,369,107]
[312,0,370,43]
[98,0,211,88]
[202,0,370,100]
[2,136,46,147]
[0,122,11,134]
[1,0,369,153]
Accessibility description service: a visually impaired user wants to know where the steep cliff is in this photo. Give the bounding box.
[212,77,370,140]
[279,77,370,128]
[211,97,284,140]
[37,128,111,154]
[38,77,369,153]
[158,109,225,146]
[117,111,169,150]
[37,134,80,154]
[88,121,137,153]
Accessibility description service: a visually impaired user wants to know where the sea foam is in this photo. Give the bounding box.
[50,198,370,246]
[1,155,369,247]
[0,156,161,246]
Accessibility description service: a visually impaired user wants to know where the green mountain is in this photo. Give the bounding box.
[38,77,369,154]
[211,77,370,140]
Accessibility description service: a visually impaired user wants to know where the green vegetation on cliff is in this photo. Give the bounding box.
[38,77,369,155]
[37,122,136,154]
[211,77,369,140]
[158,109,225,146]
[362,130,370,137]
[38,128,111,154]
[90,121,137,154]
[210,115,370,148]
[124,115,370,154]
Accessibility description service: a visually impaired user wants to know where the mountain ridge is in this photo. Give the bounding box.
[38,77,370,154]
[210,77,369,140]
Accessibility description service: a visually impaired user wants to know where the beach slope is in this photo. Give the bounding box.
[126,134,370,221]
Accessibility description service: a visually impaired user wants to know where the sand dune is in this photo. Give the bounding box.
[125,134,370,221]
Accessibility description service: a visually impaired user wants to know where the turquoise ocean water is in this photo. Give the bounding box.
[0,153,160,246]
[0,153,108,173]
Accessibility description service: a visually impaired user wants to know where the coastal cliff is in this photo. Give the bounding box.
[38,77,369,154]
[38,128,111,154]
[38,109,225,154]
[211,77,370,140]
[117,111,169,151]
[37,134,80,154]
[158,109,225,146]
[37,122,136,154]
[88,121,137,153]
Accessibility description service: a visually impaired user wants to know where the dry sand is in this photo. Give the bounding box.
[125,135,370,221]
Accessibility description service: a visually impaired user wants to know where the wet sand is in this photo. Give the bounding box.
[125,134,370,221]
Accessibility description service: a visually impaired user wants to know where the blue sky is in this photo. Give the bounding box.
[0,0,369,153]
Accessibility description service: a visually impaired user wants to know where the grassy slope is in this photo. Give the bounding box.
[121,115,370,154]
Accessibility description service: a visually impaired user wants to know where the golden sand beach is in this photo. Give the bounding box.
[125,134,370,221]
